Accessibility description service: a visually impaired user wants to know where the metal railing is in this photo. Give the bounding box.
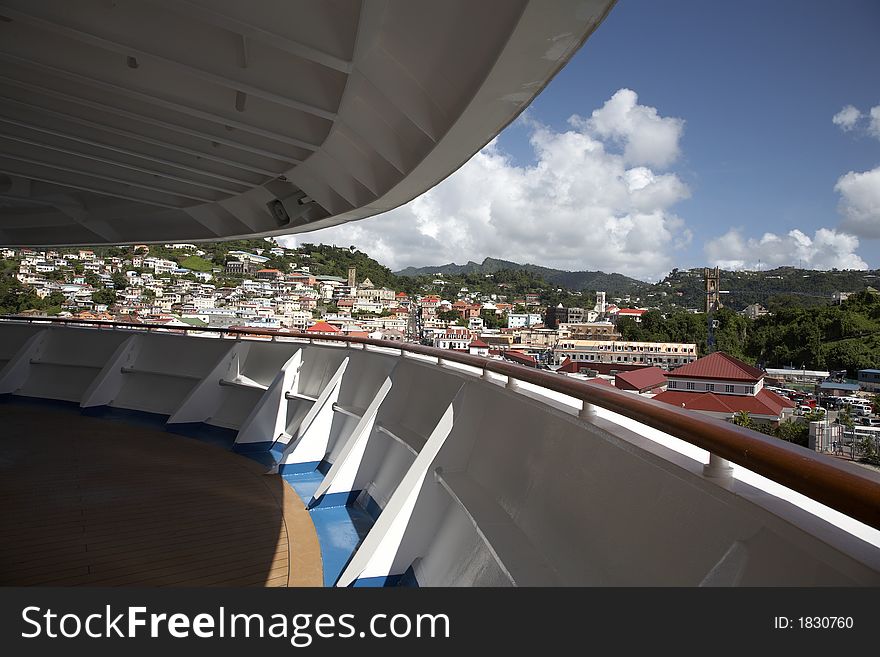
[3,314,880,531]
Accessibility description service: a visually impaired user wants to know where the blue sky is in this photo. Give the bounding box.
[291,0,880,280]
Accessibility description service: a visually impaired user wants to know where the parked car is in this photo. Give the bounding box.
[852,404,873,417]
[857,416,880,426]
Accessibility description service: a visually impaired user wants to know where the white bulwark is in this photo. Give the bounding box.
[0,320,877,587]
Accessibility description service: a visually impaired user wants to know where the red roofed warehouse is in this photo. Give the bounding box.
[614,366,667,394]
[653,352,795,425]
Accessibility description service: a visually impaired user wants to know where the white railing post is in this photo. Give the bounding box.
[579,401,597,421]
[703,453,734,483]
[505,375,518,391]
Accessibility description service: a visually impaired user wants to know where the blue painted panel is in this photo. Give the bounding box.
[281,467,376,587]
[397,565,420,588]
[308,490,361,510]
[269,441,287,460]
[360,491,383,522]
[312,504,375,587]
[351,566,419,588]
[351,574,403,587]
[278,460,322,475]
[282,470,325,504]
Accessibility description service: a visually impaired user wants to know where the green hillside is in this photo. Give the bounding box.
[396,257,648,298]
[659,267,879,311]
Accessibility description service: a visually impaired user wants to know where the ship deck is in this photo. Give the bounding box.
[0,400,322,587]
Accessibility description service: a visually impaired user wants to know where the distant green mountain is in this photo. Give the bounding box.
[395,257,648,296]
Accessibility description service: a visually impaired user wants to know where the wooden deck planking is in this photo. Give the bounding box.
[0,402,323,587]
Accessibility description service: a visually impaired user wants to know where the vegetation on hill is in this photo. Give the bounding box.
[617,308,749,361]
[178,255,214,272]
[658,266,878,310]
[297,243,399,289]
[396,257,646,298]
[618,290,880,375]
[0,275,65,315]
[745,290,880,374]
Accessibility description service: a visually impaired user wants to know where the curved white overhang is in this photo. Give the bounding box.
[0,0,616,246]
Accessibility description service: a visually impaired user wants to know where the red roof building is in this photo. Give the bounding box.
[616,308,647,322]
[651,390,794,418]
[665,351,764,382]
[288,272,316,286]
[554,358,650,376]
[502,350,537,367]
[468,338,490,356]
[614,366,667,393]
[306,321,340,334]
[653,352,795,422]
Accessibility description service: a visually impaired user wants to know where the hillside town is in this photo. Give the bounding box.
[3,240,880,455]
[2,242,666,355]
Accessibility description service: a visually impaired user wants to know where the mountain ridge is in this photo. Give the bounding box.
[395,257,647,294]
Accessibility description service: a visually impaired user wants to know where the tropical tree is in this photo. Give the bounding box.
[856,433,880,465]
[732,411,753,429]
[837,405,855,430]
[111,272,129,289]
[92,288,117,306]
[773,419,809,447]
[480,309,504,329]
[437,309,464,326]
[84,271,101,288]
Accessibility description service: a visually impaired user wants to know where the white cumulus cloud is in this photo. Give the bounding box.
[835,165,880,238]
[280,89,691,281]
[870,105,880,140]
[704,228,867,271]
[579,88,685,169]
[831,103,880,140]
[832,105,862,131]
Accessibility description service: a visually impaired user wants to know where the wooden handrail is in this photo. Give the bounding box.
[3,314,880,531]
